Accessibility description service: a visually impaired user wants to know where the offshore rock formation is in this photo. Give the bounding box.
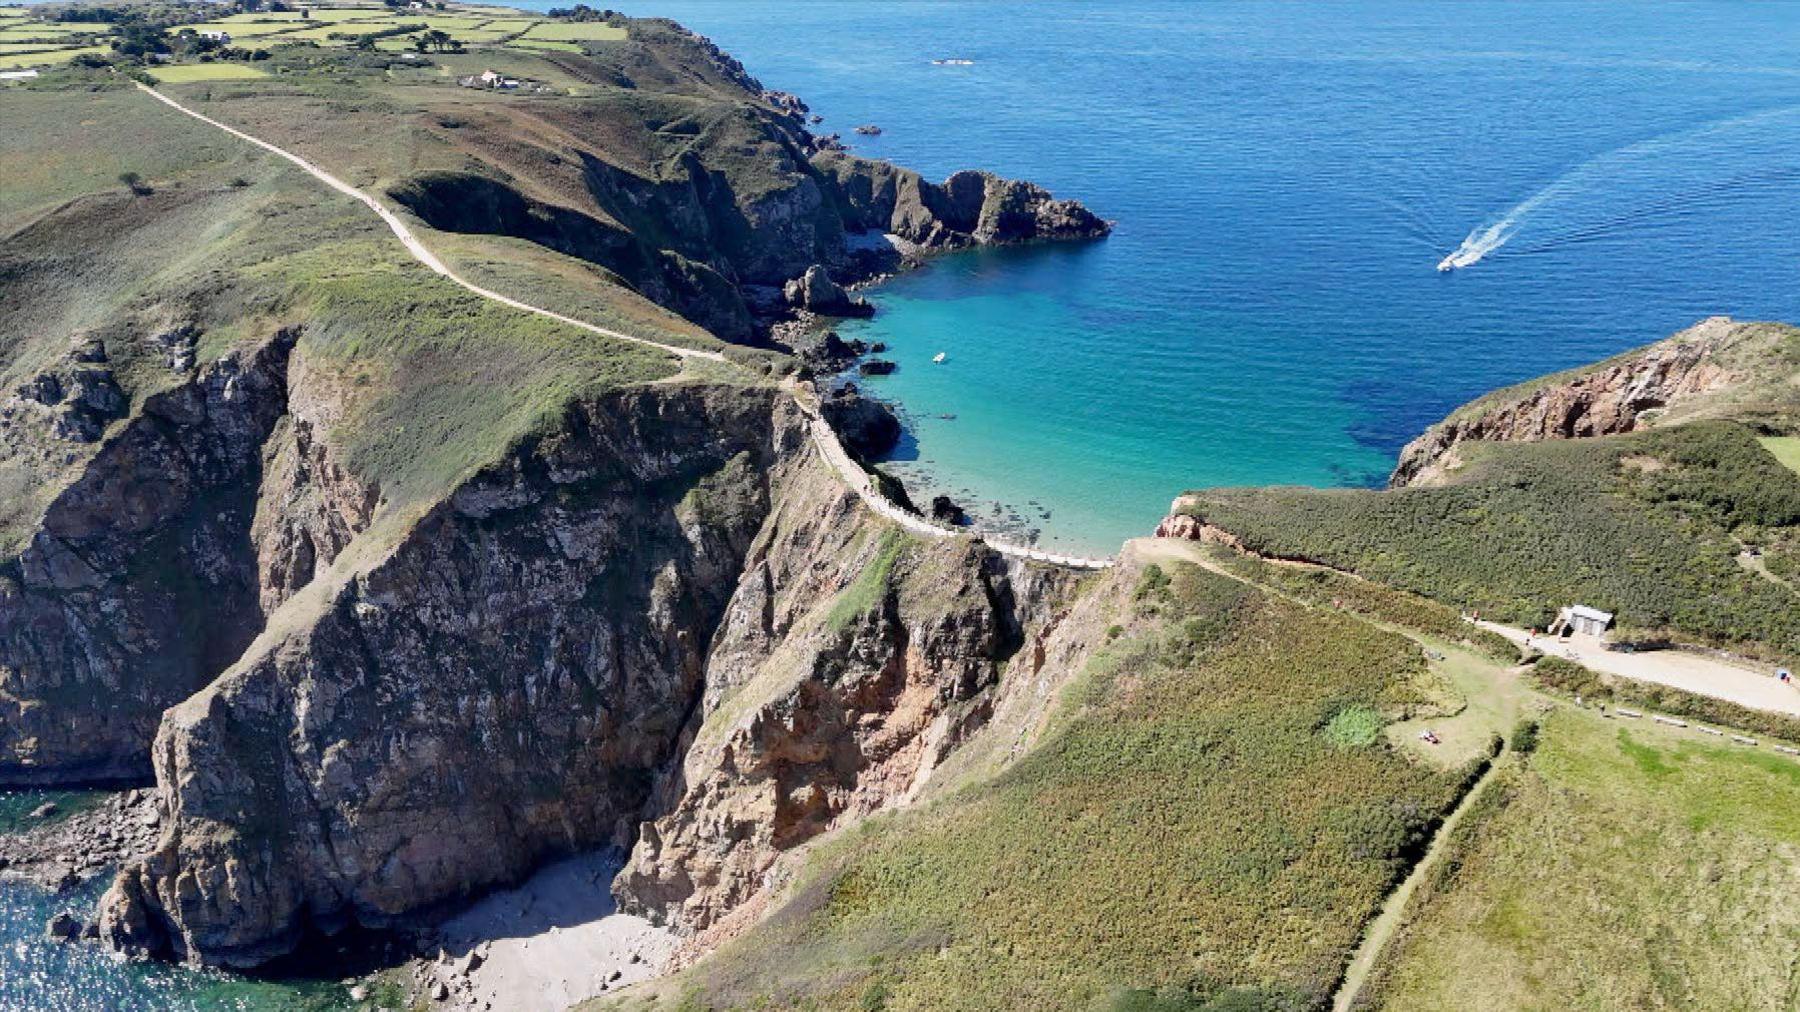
[1391,316,1755,487]
[814,156,1111,252]
[782,265,873,318]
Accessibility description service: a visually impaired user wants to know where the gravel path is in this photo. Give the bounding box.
[1480,622,1800,717]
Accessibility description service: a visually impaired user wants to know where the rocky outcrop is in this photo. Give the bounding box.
[99,384,798,967]
[1153,507,1247,551]
[813,155,1112,252]
[0,330,298,786]
[614,456,1075,939]
[1391,317,1749,487]
[818,384,901,459]
[0,788,162,892]
[8,336,129,444]
[782,265,872,318]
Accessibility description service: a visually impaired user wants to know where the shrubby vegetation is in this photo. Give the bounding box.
[1209,552,1517,660]
[613,564,1478,1010]
[1182,421,1800,659]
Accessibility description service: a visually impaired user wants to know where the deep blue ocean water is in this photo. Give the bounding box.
[608,0,1800,554]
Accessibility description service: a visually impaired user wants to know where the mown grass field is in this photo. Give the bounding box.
[522,20,627,41]
[1361,708,1800,1010]
[1764,435,1800,477]
[1183,421,1800,660]
[0,45,108,68]
[606,563,1479,1011]
[505,37,581,53]
[149,62,269,82]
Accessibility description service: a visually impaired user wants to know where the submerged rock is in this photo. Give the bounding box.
[45,911,81,942]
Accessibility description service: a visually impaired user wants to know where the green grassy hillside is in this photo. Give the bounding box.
[0,79,702,552]
[604,562,1481,1011]
[1360,708,1800,1010]
[1180,421,1800,660]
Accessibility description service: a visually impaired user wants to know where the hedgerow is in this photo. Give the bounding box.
[1530,655,1800,743]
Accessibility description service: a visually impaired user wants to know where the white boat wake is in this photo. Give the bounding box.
[1436,104,1800,272]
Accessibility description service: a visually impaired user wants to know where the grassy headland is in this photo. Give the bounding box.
[605,562,1482,1011]
[1180,421,1800,660]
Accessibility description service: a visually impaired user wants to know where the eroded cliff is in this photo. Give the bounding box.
[0,329,299,785]
[97,383,795,965]
[1391,316,1797,486]
[615,457,1078,946]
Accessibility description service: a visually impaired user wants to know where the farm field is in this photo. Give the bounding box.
[0,45,107,68]
[521,21,626,41]
[506,37,580,52]
[149,62,270,82]
[172,20,308,37]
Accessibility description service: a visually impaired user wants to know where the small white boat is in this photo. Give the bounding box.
[932,352,947,363]
[1436,254,1457,272]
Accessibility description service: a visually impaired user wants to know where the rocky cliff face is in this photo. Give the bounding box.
[384,22,1108,343]
[98,383,798,967]
[1390,317,1751,487]
[0,329,300,786]
[613,458,1076,943]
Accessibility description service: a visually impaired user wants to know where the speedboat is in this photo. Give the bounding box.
[932,352,947,363]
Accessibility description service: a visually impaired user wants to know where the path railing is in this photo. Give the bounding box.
[795,390,1114,570]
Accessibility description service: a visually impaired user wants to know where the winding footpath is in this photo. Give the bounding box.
[135,82,724,364]
[137,83,1113,571]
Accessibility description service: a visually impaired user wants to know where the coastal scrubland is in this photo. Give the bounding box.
[1181,421,1800,659]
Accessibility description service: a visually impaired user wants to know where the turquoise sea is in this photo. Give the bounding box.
[610,0,1800,554]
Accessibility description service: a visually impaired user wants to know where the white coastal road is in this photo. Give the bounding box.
[136,82,1114,570]
[1480,621,1800,717]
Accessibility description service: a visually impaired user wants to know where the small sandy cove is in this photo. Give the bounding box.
[412,851,675,1011]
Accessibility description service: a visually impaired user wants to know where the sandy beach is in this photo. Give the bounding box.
[417,851,676,1011]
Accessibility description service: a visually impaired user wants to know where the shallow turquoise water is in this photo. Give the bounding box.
[605,0,1800,554]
